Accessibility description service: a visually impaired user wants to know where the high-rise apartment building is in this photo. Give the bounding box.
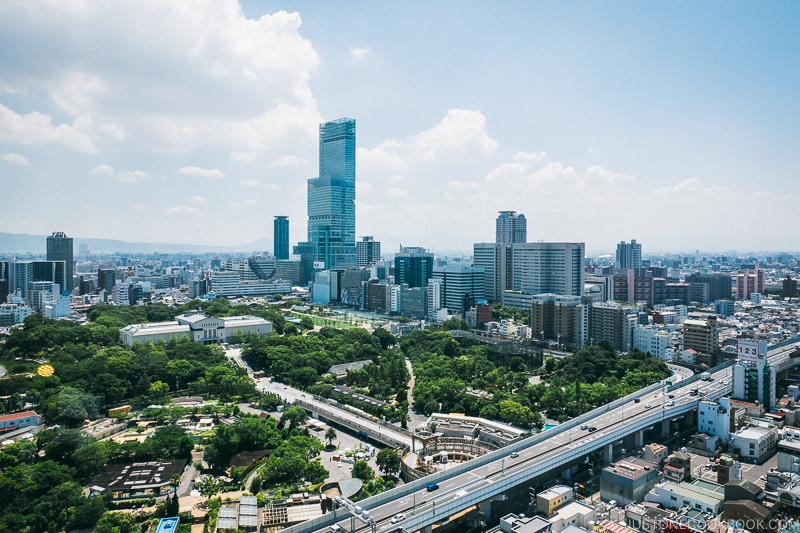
[784,275,799,298]
[273,216,289,260]
[295,118,357,271]
[684,273,733,302]
[615,240,642,270]
[511,242,585,297]
[496,211,526,244]
[683,316,719,366]
[47,231,74,292]
[736,266,765,300]
[590,302,635,352]
[394,246,434,288]
[530,293,589,347]
[356,236,381,268]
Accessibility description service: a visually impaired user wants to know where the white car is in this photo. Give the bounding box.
[391,513,406,523]
[666,400,674,406]
[644,404,652,409]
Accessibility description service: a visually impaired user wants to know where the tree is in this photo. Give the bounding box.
[302,459,329,484]
[196,476,225,498]
[280,405,308,430]
[351,460,375,483]
[148,380,170,404]
[376,448,402,477]
[95,511,142,533]
[324,427,337,446]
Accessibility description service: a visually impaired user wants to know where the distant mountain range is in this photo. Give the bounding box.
[0,230,478,256]
[0,232,273,255]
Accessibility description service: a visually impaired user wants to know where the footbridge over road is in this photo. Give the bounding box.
[281,338,800,533]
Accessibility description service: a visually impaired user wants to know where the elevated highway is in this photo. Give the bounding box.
[281,338,800,533]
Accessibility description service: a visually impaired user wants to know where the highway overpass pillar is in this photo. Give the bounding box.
[635,429,644,448]
[420,525,433,533]
[662,419,670,436]
[604,443,613,464]
[479,499,492,521]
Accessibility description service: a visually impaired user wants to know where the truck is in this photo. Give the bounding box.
[701,372,712,381]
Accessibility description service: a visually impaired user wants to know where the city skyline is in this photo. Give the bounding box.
[0,1,798,252]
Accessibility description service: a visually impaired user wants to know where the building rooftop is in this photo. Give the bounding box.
[90,459,186,492]
[0,411,39,423]
[603,458,658,480]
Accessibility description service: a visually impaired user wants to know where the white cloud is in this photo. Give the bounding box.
[231,151,258,161]
[240,180,260,187]
[0,103,95,153]
[89,164,114,175]
[357,182,374,194]
[0,2,322,154]
[165,204,201,215]
[187,196,208,205]
[654,177,729,196]
[244,198,256,205]
[513,150,546,162]
[442,180,481,192]
[349,47,372,60]
[388,187,408,198]
[178,166,224,178]
[117,170,149,184]
[268,155,304,168]
[0,152,30,166]
[405,109,498,162]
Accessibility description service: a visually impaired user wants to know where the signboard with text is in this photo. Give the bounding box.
[738,339,767,362]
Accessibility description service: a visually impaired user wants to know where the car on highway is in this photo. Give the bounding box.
[666,400,674,406]
[668,394,675,399]
[427,483,439,492]
[588,426,597,432]
[391,513,406,523]
[580,425,588,430]
[634,398,640,403]
[644,404,652,409]
[510,452,519,458]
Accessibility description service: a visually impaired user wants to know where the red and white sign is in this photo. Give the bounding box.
[737,339,767,362]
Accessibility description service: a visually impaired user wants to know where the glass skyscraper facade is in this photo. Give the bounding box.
[296,118,357,270]
[273,216,289,260]
[46,231,73,292]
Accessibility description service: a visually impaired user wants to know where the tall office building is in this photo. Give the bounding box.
[511,242,585,297]
[394,246,434,288]
[295,118,357,271]
[432,264,485,311]
[356,236,381,268]
[0,261,9,303]
[496,211,527,244]
[273,216,289,260]
[685,273,733,302]
[474,243,513,303]
[97,268,116,295]
[13,261,67,299]
[615,240,642,270]
[47,231,74,292]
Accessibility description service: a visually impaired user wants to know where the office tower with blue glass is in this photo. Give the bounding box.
[47,231,74,292]
[273,216,289,260]
[295,118,357,273]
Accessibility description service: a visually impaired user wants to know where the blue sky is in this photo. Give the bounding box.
[0,1,798,253]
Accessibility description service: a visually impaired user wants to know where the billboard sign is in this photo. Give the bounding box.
[313,261,325,270]
[737,339,767,362]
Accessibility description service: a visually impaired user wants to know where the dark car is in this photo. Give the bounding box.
[588,426,597,432]
[634,398,641,403]
[427,483,439,492]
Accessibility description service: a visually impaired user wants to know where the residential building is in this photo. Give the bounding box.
[294,118,357,271]
[714,300,735,317]
[730,425,778,464]
[616,240,642,270]
[682,316,719,366]
[736,266,765,300]
[600,457,660,506]
[394,246,434,288]
[685,273,733,302]
[0,303,32,326]
[784,275,799,298]
[536,485,573,516]
[645,480,725,515]
[273,216,289,260]
[356,236,381,268]
[590,302,635,352]
[427,279,442,320]
[633,326,672,359]
[432,264,485,311]
[496,210,526,244]
[697,397,740,450]
[531,294,589,347]
[46,231,74,292]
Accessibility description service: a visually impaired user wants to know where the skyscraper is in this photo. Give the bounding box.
[511,242,586,297]
[295,118,357,271]
[273,216,289,260]
[394,246,434,288]
[615,240,642,270]
[47,231,74,292]
[496,211,526,244]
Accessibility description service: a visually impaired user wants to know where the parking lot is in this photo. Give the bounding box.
[691,451,778,488]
